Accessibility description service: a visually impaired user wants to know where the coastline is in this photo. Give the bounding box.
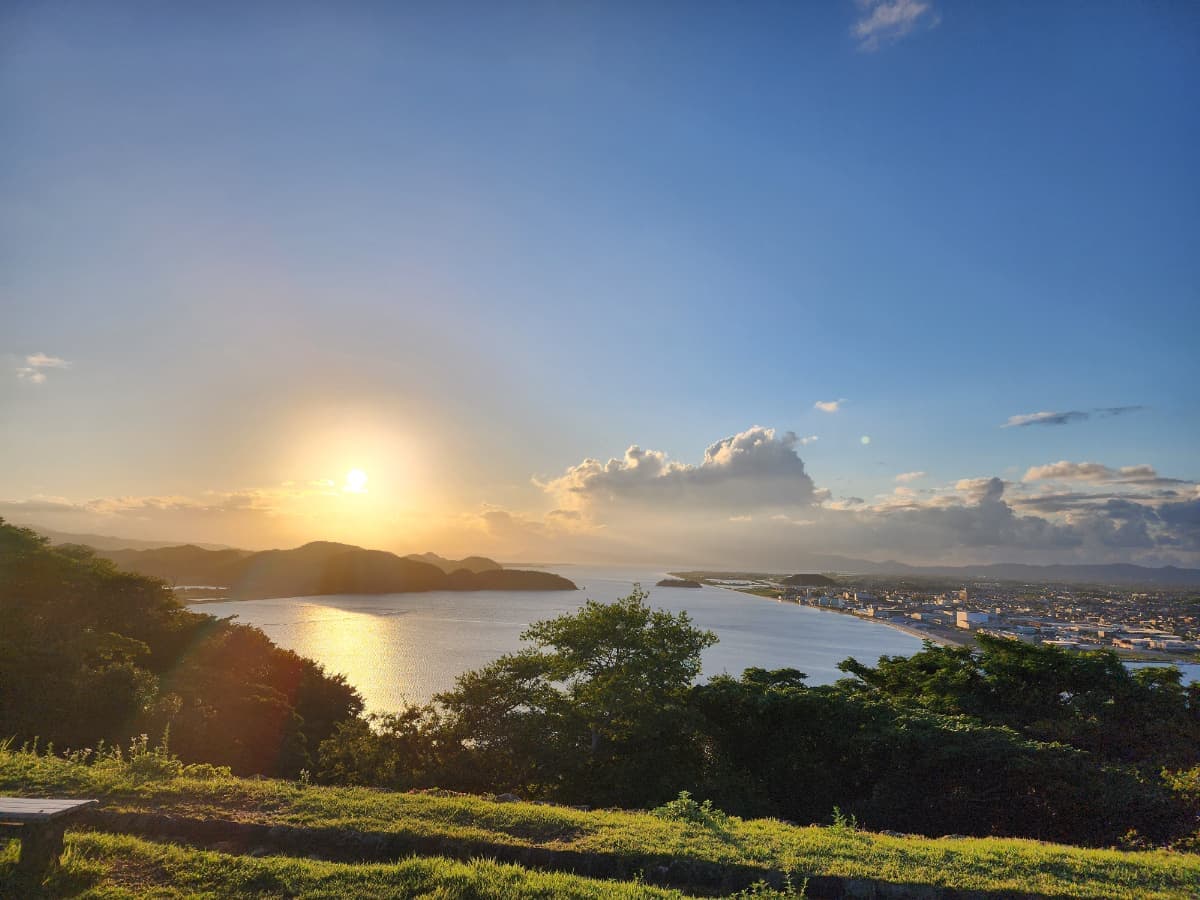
[715,584,968,648]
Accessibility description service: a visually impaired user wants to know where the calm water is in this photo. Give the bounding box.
[190,565,924,713]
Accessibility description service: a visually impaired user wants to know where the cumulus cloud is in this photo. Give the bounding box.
[536,428,1200,564]
[540,426,817,511]
[15,352,70,384]
[852,0,939,52]
[814,399,844,413]
[798,435,819,445]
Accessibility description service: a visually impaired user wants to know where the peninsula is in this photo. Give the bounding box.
[96,540,577,600]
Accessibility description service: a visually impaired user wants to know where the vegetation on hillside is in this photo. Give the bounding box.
[0,520,363,776]
[2,745,1199,898]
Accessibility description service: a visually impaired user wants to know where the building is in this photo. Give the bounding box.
[956,611,991,630]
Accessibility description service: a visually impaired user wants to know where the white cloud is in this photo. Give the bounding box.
[15,352,71,384]
[798,435,819,445]
[1023,461,1187,487]
[26,353,69,368]
[539,426,817,511]
[895,471,926,483]
[814,399,844,413]
[852,0,939,52]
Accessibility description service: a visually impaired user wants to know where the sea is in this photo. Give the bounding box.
[189,564,1200,713]
[188,564,926,713]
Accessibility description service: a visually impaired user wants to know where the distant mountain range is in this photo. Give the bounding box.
[32,525,232,552]
[20,521,1198,589]
[92,541,576,599]
[779,554,1200,587]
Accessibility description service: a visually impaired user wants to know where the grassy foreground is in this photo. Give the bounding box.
[1,832,686,899]
[2,746,1198,898]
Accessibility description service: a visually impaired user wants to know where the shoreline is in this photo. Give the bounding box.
[715,584,967,648]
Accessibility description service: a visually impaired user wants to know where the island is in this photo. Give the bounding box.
[97,540,577,599]
[656,578,702,588]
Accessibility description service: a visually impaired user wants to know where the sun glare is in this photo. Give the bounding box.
[344,468,369,494]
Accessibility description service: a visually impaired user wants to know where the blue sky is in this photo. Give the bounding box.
[2,2,1198,565]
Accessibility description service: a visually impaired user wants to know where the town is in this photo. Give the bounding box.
[674,571,1200,663]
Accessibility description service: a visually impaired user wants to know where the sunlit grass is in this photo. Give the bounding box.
[0,832,683,899]
[2,746,1198,898]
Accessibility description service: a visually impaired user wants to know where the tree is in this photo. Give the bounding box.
[838,635,1200,770]
[0,518,362,776]
[437,586,716,805]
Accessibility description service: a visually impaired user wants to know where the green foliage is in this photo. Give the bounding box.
[434,586,717,806]
[690,666,1191,846]
[732,875,808,898]
[316,707,444,789]
[651,790,732,830]
[829,806,857,832]
[122,732,184,782]
[0,518,362,777]
[839,635,1200,770]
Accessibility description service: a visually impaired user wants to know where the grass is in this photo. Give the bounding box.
[0,831,684,899]
[2,746,1199,898]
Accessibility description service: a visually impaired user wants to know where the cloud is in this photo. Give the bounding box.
[1002,406,1146,428]
[852,0,940,52]
[814,399,844,413]
[536,428,1200,564]
[26,353,69,368]
[798,435,819,445]
[540,426,817,511]
[1003,410,1088,428]
[15,352,71,384]
[1095,406,1146,418]
[1023,461,1189,488]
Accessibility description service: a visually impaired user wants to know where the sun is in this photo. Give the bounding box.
[344,468,369,494]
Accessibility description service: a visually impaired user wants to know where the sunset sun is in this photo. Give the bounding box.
[344,468,368,494]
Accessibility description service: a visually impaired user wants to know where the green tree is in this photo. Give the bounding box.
[437,586,716,805]
[0,518,362,776]
[838,635,1200,770]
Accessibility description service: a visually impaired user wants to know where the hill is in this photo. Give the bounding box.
[405,551,502,573]
[2,746,1196,899]
[20,524,233,551]
[99,540,576,598]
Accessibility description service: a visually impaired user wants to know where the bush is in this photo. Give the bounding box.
[651,791,732,830]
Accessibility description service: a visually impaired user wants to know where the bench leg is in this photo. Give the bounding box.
[16,823,66,880]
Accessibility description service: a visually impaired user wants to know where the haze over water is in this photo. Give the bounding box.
[192,566,923,712]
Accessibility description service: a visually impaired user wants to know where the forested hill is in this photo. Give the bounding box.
[97,540,576,599]
[404,551,502,573]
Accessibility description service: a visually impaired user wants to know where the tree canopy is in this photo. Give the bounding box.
[0,519,362,775]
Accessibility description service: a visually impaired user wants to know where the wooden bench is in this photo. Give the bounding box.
[0,797,97,880]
